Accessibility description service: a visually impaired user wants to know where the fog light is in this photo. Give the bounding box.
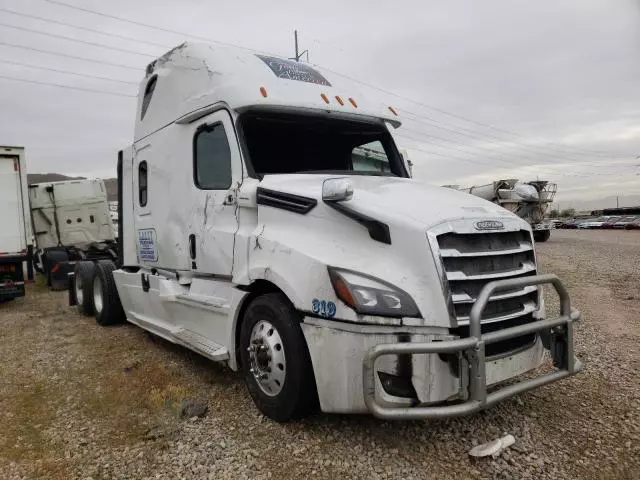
[378,371,417,399]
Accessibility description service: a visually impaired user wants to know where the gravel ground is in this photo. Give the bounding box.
[0,229,638,479]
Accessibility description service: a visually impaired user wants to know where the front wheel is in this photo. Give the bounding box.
[240,293,318,422]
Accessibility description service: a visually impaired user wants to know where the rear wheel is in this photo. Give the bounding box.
[533,230,551,242]
[91,260,126,326]
[74,261,95,316]
[240,293,318,422]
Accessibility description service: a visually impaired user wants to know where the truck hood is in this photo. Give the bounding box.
[259,174,521,229]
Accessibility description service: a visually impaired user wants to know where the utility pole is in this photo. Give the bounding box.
[616,196,619,208]
[290,30,309,62]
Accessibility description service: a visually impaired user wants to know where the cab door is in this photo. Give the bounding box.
[187,109,242,276]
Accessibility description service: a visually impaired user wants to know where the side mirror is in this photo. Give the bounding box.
[322,178,353,202]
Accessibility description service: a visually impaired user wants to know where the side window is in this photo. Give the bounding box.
[351,141,391,173]
[140,76,157,120]
[194,123,232,190]
[139,161,148,207]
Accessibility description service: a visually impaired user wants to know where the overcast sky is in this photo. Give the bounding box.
[0,0,639,206]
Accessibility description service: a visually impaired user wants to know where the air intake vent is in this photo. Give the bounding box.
[256,188,317,215]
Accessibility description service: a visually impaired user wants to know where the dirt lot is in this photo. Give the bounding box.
[1,229,639,479]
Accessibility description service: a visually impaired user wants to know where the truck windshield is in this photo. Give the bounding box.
[240,111,407,177]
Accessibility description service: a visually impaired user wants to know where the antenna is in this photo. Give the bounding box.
[290,30,309,62]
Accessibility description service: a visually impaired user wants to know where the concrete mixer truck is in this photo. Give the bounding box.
[462,180,557,242]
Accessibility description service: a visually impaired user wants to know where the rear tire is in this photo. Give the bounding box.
[533,230,551,242]
[91,260,126,326]
[240,293,318,422]
[74,261,95,316]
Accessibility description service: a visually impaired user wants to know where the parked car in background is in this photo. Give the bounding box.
[600,216,622,229]
[578,217,607,229]
[561,218,584,229]
[550,219,564,228]
[612,216,639,229]
[624,218,640,230]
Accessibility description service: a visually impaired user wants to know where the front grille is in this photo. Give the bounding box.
[434,229,539,357]
[451,315,537,357]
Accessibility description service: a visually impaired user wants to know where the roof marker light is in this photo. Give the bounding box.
[320,93,330,104]
[260,86,268,98]
[335,95,344,106]
[348,97,358,108]
[388,106,398,116]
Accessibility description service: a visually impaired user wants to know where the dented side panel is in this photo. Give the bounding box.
[132,108,242,275]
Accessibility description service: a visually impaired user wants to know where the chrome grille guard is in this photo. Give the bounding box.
[362,274,583,419]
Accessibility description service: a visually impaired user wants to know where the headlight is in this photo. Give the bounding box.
[328,267,421,318]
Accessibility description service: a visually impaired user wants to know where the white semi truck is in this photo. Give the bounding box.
[463,180,557,242]
[29,178,117,290]
[0,146,33,301]
[69,43,582,421]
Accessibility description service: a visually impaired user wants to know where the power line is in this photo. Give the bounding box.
[309,35,635,159]
[397,132,512,167]
[40,2,636,162]
[399,134,637,178]
[0,59,138,85]
[397,135,506,168]
[22,1,639,166]
[0,73,136,97]
[0,6,172,49]
[400,108,631,164]
[399,127,529,166]
[399,123,636,173]
[0,21,155,57]
[45,0,257,52]
[319,66,635,159]
[0,41,141,70]
[401,109,584,162]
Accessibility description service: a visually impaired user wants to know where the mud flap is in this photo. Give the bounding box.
[68,272,77,306]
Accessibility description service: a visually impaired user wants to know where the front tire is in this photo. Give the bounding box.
[91,260,126,326]
[240,293,318,422]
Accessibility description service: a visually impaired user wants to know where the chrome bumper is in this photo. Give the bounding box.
[362,274,583,419]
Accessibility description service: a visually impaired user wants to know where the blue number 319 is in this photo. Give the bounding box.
[312,298,336,318]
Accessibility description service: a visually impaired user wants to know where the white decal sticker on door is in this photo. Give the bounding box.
[137,228,158,262]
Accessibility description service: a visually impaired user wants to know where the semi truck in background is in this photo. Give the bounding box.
[108,201,119,238]
[69,42,581,421]
[29,178,117,290]
[462,180,557,242]
[0,146,33,302]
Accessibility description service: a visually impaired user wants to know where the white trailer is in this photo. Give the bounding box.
[69,43,582,421]
[0,146,33,301]
[29,178,117,290]
[463,180,557,242]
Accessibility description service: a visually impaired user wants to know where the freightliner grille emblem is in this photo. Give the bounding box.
[474,220,505,231]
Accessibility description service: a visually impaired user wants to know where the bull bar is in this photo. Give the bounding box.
[362,274,583,419]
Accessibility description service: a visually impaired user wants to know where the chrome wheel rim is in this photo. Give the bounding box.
[75,276,84,305]
[248,320,286,396]
[93,276,103,314]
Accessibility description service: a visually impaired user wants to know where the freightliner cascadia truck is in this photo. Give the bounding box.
[69,43,582,421]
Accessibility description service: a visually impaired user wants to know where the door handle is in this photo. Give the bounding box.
[189,234,196,260]
[224,191,237,205]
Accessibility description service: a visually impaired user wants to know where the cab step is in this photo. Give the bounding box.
[173,328,229,361]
